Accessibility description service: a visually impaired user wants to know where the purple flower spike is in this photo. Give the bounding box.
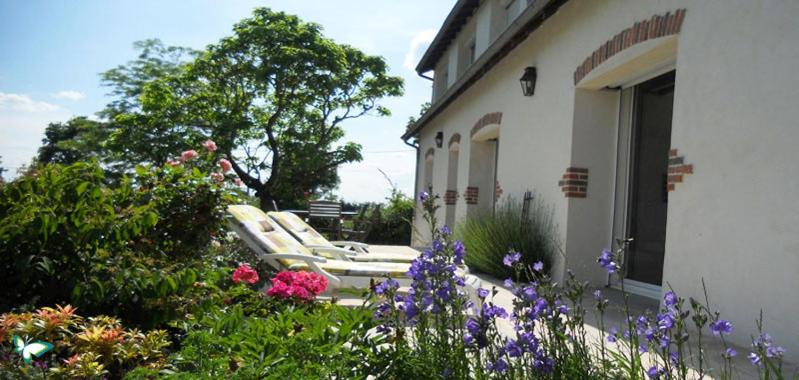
[709,319,734,336]
[476,288,489,299]
[532,261,544,272]
[607,327,618,343]
[419,191,429,202]
[597,249,619,273]
[663,291,677,307]
[766,345,786,358]
[647,366,662,379]
[749,352,762,366]
[503,251,521,267]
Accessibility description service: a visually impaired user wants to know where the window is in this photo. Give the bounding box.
[503,0,517,26]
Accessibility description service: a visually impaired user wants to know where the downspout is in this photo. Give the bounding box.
[408,70,433,201]
[403,132,420,247]
[404,71,432,246]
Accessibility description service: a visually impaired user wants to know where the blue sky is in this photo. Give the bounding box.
[0,0,455,202]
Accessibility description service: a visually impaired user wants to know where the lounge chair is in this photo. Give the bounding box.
[268,211,419,263]
[227,205,420,290]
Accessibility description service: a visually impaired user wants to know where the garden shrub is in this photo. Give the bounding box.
[127,269,404,379]
[456,194,557,280]
[0,142,240,327]
[0,305,170,379]
[348,188,414,245]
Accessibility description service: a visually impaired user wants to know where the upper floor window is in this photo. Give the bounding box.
[502,0,517,26]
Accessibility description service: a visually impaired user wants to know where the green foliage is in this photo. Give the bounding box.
[349,188,414,245]
[36,117,109,165]
[103,8,403,209]
[128,302,402,379]
[456,195,558,280]
[403,101,430,145]
[0,156,236,326]
[0,305,170,379]
[100,39,199,119]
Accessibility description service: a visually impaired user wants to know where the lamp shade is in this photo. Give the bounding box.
[520,66,537,96]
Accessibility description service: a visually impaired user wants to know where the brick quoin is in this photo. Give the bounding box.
[667,149,693,192]
[559,167,589,198]
[465,186,479,205]
[573,9,686,85]
[444,190,458,205]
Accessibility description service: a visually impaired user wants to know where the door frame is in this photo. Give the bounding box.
[608,65,675,299]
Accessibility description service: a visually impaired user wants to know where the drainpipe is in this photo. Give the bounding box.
[403,134,420,246]
[404,71,433,247]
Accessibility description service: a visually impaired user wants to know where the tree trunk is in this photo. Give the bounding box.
[258,189,276,211]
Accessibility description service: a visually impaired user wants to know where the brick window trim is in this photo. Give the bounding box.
[425,147,435,160]
[448,133,461,148]
[558,167,588,198]
[444,189,459,205]
[470,112,503,138]
[495,180,503,201]
[667,149,692,192]
[573,9,686,85]
[464,186,479,205]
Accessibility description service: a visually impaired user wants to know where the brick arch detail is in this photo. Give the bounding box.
[425,147,435,160]
[470,112,503,138]
[448,133,461,148]
[573,9,686,85]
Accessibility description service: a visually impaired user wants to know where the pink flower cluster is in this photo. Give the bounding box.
[165,139,246,186]
[266,271,329,301]
[232,264,260,284]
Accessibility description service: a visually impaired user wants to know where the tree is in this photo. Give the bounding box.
[124,8,403,209]
[99,40,200,171]
[36,117,108,165]
[100,39,198,119]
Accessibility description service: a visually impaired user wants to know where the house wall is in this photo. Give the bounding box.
[413,0,799,360]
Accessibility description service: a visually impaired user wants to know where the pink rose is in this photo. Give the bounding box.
[181,150,198,161]
[219,158,232,173]
[202,139,217,152]
[234,178,243,186]
[232,264,259,284]
[210,172,224,183]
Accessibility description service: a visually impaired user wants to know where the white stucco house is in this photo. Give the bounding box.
[402,0,799,361]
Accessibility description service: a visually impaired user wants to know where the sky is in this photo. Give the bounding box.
[0,0,456,202]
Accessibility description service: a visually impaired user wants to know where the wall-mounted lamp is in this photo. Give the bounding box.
[520,66,537,97]
[435,131,444,148]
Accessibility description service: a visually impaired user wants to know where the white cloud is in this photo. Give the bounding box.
[0,93,72,178]
[0,92,60,112]
[403,29,438,71]
[336,151,416,203]
[52,90,85,101]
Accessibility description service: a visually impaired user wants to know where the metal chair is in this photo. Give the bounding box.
[307,200,344,239]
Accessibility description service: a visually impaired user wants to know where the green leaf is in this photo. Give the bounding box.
[76,181,91,196]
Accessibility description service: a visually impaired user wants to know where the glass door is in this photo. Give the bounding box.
[613,71,675,287]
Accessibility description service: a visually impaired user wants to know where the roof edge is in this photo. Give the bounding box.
[415,0,480,74]
[402,0,567,141]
